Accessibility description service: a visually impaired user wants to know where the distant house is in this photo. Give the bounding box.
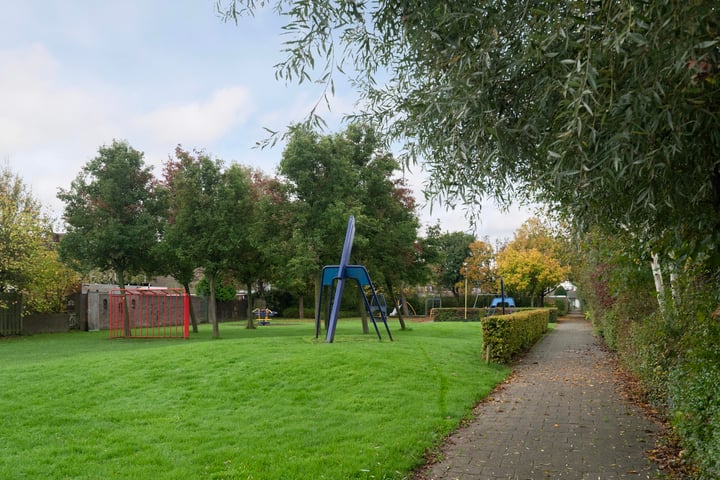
[548,281,580,311]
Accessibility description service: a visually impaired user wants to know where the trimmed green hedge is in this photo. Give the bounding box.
[431,307,558,324]
[430,308,485,322]
[481,309,550,364]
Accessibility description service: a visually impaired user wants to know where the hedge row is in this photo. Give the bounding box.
[481,309,552,364]
[430,308,486,322]
[430,307,558,324]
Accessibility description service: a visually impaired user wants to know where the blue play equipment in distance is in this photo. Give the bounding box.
[316,215,393,343]
[487,296,516,316]
[489,296,516,308]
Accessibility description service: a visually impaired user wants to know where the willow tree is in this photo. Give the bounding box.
[217,0,719,263]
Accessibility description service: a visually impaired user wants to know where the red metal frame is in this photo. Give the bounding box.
[108,288,189,339]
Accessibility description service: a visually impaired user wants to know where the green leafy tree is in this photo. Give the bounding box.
[278,124,365,324]
[1,166,79,313]
[157,146,207,332]
[279,123,424,331]
[247,169,314,317]
[348,127,423,330]
[1,166,48,298]
[424,226,475,303]
[224,164,262,329]
[23,247,81,314]
[58,140,163,335]
[195,277,237,301]
[159,147,254,338]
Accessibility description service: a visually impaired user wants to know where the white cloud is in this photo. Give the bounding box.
[135,86,255,145]
[0,5,535,240]
[0,44,120,153]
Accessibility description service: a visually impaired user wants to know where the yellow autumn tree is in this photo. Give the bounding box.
[496,218,569,306]
[460,240,496,293]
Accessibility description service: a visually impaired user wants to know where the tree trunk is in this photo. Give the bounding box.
[359,287,369,334]
[117,270,131,337]
[208,273,219,338]
[651,253,666,313]
[401,287,410,317]
[298,295,304,319]
[314,273,324,332]
[183,281,198,333]
[669,264,680,308]
[246,281,256,329]
[386,279,406,330]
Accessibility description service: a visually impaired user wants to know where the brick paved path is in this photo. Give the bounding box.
[418,314,660,480]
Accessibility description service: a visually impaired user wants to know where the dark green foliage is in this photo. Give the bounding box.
[57,140,162,286]
[423,227,475,301]
[281,307,313,319]
[277,123,425,326]
[194,277,236,302]
[670,351,720,479]
[545,298,566,318]
[578,229,720,477]
[430,308,484,322]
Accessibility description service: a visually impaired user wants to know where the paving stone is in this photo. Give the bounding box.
[417,314,661,480]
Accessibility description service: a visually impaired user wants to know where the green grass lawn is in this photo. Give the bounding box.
[0,320,509,480]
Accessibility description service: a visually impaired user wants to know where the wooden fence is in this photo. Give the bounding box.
[0,293,22,336]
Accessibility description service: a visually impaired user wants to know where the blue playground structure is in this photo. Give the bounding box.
[315,215,393,343]
[486,278,515,316]
[487,296,516,316]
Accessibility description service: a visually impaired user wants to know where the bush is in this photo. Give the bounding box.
[431,307,557,324]
[616,268,720,479]
[430,308,484,322]
[194,277,236,301]
[481,309,549,364]
[669,350,720,479]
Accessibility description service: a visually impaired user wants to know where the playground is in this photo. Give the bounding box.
[0,319,508,480]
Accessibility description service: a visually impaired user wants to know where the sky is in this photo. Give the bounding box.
[1,0,534,243]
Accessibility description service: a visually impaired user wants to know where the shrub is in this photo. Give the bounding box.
[481,309,549,364]
[430,308,484,322]
[669,350,720,478]
[195,277,236,301]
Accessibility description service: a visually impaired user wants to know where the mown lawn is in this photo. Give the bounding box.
[0,320,509,479]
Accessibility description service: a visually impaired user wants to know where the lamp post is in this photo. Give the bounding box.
[463,262,468,320]
[500,277,506,315]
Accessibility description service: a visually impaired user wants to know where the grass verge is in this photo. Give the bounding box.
[0,319,508,479]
